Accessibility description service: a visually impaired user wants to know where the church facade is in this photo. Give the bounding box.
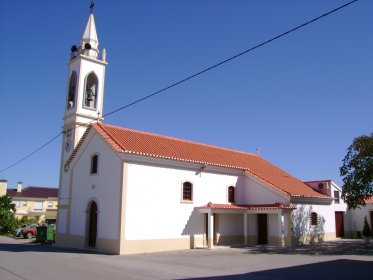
[56,9,350,254]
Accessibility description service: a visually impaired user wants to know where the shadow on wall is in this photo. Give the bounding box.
[182,209,204,248]
[291,205,325,245]
[176,259,373,280]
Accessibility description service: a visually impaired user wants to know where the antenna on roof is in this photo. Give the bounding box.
[256,147,260,156]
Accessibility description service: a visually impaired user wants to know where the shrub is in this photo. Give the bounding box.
[362,216,372,237]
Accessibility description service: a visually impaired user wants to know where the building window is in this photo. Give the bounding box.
[22,201,27,206]
[334,190,340,204]
[33,202,43,211]
[182,182,193,202]
[310,212,318,226]
[48,202,54,208]
[67,71,77,109]
[84,72,98,109]
[228,186,235,203]
[13,201,20,208]
[91,154,99,174]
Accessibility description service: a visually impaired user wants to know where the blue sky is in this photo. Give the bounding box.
[0,0,371,189]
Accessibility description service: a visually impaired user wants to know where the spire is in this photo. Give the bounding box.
[80,2,99,59]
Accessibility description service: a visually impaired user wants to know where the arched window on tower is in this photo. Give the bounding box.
[84,72,98,109]
[67,71,77,109]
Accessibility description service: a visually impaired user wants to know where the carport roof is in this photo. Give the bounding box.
[196,202,295,210]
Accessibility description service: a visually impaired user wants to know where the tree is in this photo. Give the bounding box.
[340,133,373,209]
[0,195,16,234]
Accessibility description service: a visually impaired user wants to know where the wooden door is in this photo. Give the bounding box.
[88,201,98,247]
[335,211,344,238]
[257,214,268,245]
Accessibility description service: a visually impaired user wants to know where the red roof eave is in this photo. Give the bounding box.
[196,202,295,211]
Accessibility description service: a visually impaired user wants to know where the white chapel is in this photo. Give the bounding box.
[56,7,352,254]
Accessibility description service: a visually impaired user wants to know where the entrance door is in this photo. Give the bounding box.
[257,214,268,245]
[370,211,373,229]
[335,211,344,238]
[88,201,98,247]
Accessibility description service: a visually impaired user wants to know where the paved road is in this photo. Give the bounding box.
[0,236,372,280]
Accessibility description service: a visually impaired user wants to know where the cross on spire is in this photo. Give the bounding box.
[90,1,95,14]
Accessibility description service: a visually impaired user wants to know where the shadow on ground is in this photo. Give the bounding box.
[245,240,373,256]
[0,237,108,255]
[180,259,373,280]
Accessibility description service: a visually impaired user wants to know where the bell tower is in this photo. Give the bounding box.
[62,4,107,163]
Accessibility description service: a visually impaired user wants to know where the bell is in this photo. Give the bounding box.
[86,89,94,102]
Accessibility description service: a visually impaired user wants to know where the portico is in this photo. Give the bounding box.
[197,203,294,248]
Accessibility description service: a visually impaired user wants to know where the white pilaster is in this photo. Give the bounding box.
[278,212,285,247]
[207,211,214,249]
[244,213,248,245]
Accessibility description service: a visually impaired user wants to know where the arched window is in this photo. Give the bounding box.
[228,186,235,203]
[90,154,98,174]
[182,182,193,201]
[84,72,98,109]
[67,71,77,109]
[310,212,318,226]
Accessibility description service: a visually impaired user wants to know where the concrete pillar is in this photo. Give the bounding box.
[244,212,248,245]
[207,211,214,249]
[278,212,285,246]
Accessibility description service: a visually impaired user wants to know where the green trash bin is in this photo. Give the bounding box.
[46,225,55,242]
[36,226,47,243]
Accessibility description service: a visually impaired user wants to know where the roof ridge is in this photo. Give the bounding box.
[98,123,258,157]
[94,123,126,152]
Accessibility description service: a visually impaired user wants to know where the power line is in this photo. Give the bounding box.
[103,0,359,117]
[0,0,359,174]
[0,133,63,173]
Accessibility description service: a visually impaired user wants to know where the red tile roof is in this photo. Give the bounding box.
[197,202,295,210]
[65,123,329,199]
[7,187,58,199]
[365,196,373,204]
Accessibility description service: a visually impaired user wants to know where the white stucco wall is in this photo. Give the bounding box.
[346,204,373,235]
[219,214,244,235]
[58,170,71,207]
[69,133,122,240]
[268,214,280,237]
[124,163,243,241]
[57,209,67,234]
[292,202,346,243]
[247,214,257,236]
[244,176,289,205]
